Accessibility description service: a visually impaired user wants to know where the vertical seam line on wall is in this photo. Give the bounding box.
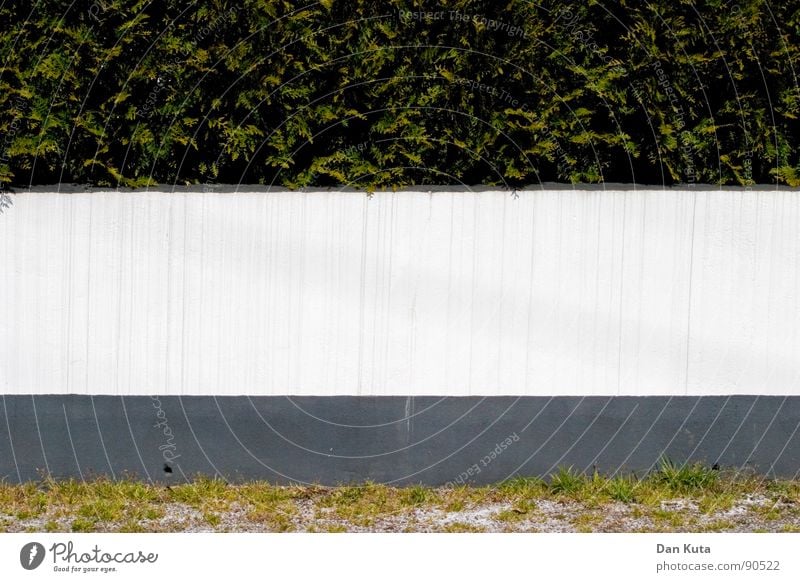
[468,194,479,396]
[497,192,507,394]
[616,190,626,395]
[164,195,173,395]
[370,194,381,394]
[85,197,93,395]
[357,195,368,395]
[384,192,396,394]
[445,192,455,393]
[523,193,536,395]
[180,194,188,397]
[295,193,307,395]
[684,190,699,396]
[66,194,73,394]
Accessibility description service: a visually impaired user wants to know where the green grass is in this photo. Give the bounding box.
[549,467,586,496]
[650,458,718,494]
[1,462,799,532]
[606,475,639,503]
[571,512,606,532]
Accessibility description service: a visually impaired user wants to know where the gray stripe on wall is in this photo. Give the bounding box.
[1,396,798,484]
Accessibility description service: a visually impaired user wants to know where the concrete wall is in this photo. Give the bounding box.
[1,188,799,396]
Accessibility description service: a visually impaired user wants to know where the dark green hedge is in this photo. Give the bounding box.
[1,0,799,188]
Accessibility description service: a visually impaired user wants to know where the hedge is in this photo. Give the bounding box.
[1,0,799,189]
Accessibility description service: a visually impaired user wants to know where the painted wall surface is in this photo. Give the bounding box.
[1,188,798,396]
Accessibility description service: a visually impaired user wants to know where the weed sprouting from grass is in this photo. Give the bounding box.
[401,485,430,507]
[331,485,367,506]
[607,475,639,503]
[651,458,718,494]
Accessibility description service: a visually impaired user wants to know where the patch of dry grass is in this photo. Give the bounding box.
[1,461,799,532]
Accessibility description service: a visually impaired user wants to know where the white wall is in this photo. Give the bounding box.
[1,188,798,396]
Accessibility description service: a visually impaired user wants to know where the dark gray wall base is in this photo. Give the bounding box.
[1,395,798,485]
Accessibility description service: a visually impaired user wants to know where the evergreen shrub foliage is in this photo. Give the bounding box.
[1,0,798,188]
